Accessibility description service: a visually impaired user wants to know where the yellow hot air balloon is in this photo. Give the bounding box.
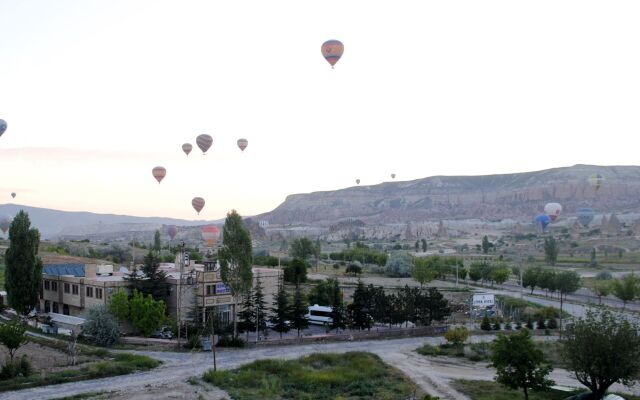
[152,166,166,184]
[321,40,344,68]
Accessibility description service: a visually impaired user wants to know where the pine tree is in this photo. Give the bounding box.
[153,229,161,253]
[480,315,492,331]
[5,211,43,315]
[329,280,347,332]
[238,288,255,342]
[218,210,253,338]
[125,250,169,303]
[271,282,291,339]
[290,284,308,337]
[253,276,268,339]
[348,280,372,331]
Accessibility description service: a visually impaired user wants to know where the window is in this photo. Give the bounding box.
[64,283,70,293]
[72,285,78,295]
[206,285,214,296]
[44,281,50,290]
[96,288,103,299]
[51,282,58,291]
[86,287,93,297]
[52,302,59,313]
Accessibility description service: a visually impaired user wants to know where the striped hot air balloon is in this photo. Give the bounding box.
[167,225,177,240]
[192,197,205,214]
[237,138,248,152]
[356,179,360,185]
[321,40,344,68]
[152,166,166,184]
[201,225,220,248]
[0,216,11,234]
[0,119,6,137]
[182,143,193,156]
[196,134,213,154]
[544,202,562,222]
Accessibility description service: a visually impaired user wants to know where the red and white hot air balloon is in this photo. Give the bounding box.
[196,134,213,154]
[152,166,166,184]
[237,138,248,152]
[192,197,205,214]
[182,143,193,156]
[167,225,177,240]
[321,40,344,68]
[201,225,220,248]
[544,202,562,222]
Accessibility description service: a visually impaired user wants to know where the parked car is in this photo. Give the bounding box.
[151,326,173,339]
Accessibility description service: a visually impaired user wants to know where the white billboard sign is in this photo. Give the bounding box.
[472,293,495,307]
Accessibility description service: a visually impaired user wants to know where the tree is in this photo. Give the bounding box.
[421,239,427,252]
[590,247,598,267]
[218,210,253,338]
[289,284,308,337]
[0,320,28,362]
[491,329,554,400]
[554,271,581,330]
[368,285,390,326]
[109,289,130,323]
[469,267,482,283]
[4,211,43,315]
[418,287,450,326]
[444,326,469,347]
[563,309,640,399]
[283,258,308,284]
[125,250,169,303]
[238,287,255,341]
[345,262,362,276]
[490,265,510,286]
[480,315,492,331]
[289,237,316,260]
[523,267,541,294]
[153,229,161,254]
[253,276,268,339]
[308,278,337,306]
[385,251,412,277]
[537,270,557,298]
[411,260,437,288]
[329,279,347,331]
[348,280,372,331]
[482,236,492,254]
[611,274,639,310]
[543,236,559,266]
[129,290,165,337]
[270,283,291,339]
[82,306,121,347]
[591,280,611,305]
[414,240,420,252]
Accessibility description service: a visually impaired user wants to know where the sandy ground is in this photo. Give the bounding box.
[0,342,89,372]
[84,380,229,400]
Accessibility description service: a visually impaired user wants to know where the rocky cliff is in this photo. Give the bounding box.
[258,165,640,225]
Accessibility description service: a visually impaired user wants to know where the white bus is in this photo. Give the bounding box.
[305,304,333,325]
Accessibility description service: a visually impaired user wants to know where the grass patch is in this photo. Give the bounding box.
[58,392,114,400]
[416,343,465,358]
[203,352,419,400]
[453,379,640,400]
[0,354,160,393]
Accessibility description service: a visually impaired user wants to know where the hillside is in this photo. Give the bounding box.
[258,165,640,225]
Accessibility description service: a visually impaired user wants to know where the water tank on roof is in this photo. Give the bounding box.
[96,265,114,275]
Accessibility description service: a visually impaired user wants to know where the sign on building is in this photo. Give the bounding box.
[472,293,495,307]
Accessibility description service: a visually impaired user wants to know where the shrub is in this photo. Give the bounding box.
[480,316,492,331]
[444,327,469,346]
[525,317,534,330]
[82,306,121,347]
[217,335,245,348]
[0,356,32,380]
[384,252,412,277]
[515,321,522,330]
[536,315,546,330]
[547,318,558,329]
[595,271,613,280]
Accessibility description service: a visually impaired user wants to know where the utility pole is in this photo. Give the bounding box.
[210,311,217,371]
[177,241,185,348]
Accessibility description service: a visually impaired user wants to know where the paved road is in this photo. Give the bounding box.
[3,334,640,400]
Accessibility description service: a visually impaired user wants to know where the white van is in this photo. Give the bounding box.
[305,304,333,325]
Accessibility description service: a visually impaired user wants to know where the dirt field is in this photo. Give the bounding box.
[83,380,230,400]
[0,342,72,371]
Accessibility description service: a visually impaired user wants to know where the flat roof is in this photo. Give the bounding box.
[48,312,86,326]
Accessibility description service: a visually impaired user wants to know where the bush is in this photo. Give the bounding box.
[503,321,512,330]
[0,356,32,380]
[525,317,534,330]
[444,327,469,346]
[515,321,522,330]
[217,335,245,348]
[547,318,558,329]
[82,306,121,347]
[480,316,492,331]
[492,321,501,331]
[536,316,546,330]
[595,271,613,280]
[384,252,412,277]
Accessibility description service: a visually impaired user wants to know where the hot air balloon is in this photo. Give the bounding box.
[321,40,344,68]
[0,119,6,137]
[0,216,11,234]
[544,202,562,222]
[356,179,360,185]
[10,192,16,199]
[167,225,177,240]
[152,166,166,184]
[196,134,213,154]
[182,143,193,156]
[237,138,248,152]
[588,174,605,192]
[201,225,220,248]
[533,214,551,231]
[192,197,205,214]
[391,173,396,179]
[576,208,595,227]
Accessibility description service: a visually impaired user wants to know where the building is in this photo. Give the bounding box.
[39,262,283,326]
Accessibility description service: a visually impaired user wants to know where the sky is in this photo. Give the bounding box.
[1,0,639,220]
